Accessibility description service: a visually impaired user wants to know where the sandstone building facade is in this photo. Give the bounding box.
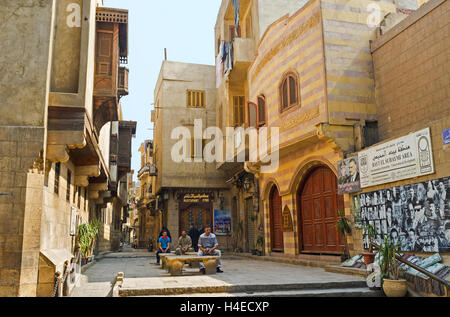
[0,0,136,296]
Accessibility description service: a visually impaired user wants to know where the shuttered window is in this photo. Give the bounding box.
[280,72,300,111]
[247,102,257,128]
[233,96,245,127]
[187,90,206,108]
[257,95,266,126]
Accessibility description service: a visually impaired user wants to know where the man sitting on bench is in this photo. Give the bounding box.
[198,226,223,274]
[156,230,171,265]
[175,230,195,255]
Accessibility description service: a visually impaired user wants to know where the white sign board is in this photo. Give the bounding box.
[358,128,434,188]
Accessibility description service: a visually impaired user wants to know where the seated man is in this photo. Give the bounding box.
[175,230,194,255]
[198,226,223,274]
[155,231,171,265]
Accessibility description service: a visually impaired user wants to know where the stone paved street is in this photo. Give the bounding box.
[71,248,368,297]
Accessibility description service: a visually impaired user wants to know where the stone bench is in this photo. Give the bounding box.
[159,252,197,270]
[166,256,220,276]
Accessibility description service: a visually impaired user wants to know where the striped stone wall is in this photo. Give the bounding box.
[321,0,396,125]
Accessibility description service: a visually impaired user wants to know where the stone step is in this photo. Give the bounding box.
[141,287,384,297]
[231,254,342,268]
[119,280,367,297]
[324,265,369,278]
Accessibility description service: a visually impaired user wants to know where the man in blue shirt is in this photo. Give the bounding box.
[198,226,223,273]
[156,231,171,264]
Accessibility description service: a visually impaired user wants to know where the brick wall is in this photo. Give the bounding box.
[372,0,449,142]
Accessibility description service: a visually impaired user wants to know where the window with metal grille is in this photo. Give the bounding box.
[187,90,205,108]
[233,96,245,127]
[77,187,81,209]
[189,138,206,159]
[280,72,300,111]
[54,163,61,195]
[66,170,72,202]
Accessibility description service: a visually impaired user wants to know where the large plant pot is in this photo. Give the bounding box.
[383,279,407,297]
[362,252,376,265]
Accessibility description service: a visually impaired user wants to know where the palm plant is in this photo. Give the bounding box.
[379,234,403,281]
[336,210,352,259]
[76,220,100,258]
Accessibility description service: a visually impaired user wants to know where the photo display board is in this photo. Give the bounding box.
[360,176,450,252]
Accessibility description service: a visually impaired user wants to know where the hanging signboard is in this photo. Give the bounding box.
[358,128,434,188]
[213,210,232,236]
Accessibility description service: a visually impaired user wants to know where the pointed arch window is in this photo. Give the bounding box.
[280,72,299,111]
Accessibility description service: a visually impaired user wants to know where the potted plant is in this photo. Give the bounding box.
[256,235,264,256]
[379,234,407,297]
[76,220,99,265]
[362,223,377,264]
[336,210,352,262]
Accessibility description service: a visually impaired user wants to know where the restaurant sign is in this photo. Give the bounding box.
[182,193,210,203]
[358,128,434,188]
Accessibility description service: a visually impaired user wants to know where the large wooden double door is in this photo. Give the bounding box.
[297,166,345,254]
[179,206,213,236]
[269,186,284,252]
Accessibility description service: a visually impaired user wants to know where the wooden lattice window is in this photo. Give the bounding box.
[187,90,205,108]
[280,72,300,111]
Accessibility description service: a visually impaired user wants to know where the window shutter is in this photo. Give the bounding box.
[257,96,266,126]
[247,102,257,128]
[289,76,297,106]
[282,79,288,109]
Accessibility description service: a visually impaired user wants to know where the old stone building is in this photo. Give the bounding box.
[213,0,316,254]
[213,0,424,260]
[136,140,159,248]
[152,61,232,249]
[0,0,136,297]
[346,0,450,264]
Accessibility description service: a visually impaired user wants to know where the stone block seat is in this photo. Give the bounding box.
[159,252,198,270]
[166,255,220,276]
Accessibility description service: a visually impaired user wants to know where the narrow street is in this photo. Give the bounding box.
[72,246,379,297]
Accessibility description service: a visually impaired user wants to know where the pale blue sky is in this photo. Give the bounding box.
[104,0,222,178]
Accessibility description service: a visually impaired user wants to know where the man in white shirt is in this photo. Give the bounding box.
[198,226,223,274]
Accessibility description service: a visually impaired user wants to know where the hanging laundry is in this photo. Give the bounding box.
[232,0,240,36]
[216,53,223,88]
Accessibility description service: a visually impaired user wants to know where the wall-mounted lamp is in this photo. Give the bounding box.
[243,177,252,193]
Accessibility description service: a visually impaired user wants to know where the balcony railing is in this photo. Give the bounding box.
[118,66,129,97]
[138,164,158,178]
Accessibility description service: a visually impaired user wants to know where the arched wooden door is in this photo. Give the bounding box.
[297,166,345,254]
[269,186,284,252]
